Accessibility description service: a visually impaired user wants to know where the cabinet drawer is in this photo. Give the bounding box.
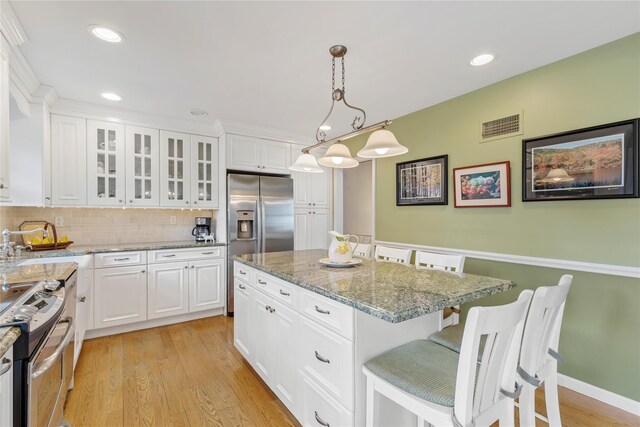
[255,271,298,308]
[94,251,146,268]
[148,247,223,263]
[302,372,353,427]
[300,289,354,341]
[301,317,354,411]
[234,262,253,284]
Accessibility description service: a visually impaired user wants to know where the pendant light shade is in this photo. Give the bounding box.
[318,143,359,168]
[357,129,408,158]
[289,153,324,173]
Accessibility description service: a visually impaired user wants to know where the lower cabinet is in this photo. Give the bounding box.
[233,279,252,360]
[147,261,190,319]
[94,265,148,328]
[189,258,225,312]
[0,347,12,427]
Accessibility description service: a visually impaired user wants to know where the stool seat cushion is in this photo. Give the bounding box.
[428,324,486,362]
[364,340,460,407]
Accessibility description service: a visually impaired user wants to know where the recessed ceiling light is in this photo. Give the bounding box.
[190,109,208,117]
[470,53,495,67]
[88,25,125,43]
[101,92,122,101]
[319,125,332,131]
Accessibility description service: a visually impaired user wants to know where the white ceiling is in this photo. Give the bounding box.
[10,1,640,139]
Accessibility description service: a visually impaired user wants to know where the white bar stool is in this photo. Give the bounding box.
[373,245,412,265]
[350,242,372,258]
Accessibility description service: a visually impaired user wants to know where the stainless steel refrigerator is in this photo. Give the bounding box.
[227,173,294,314]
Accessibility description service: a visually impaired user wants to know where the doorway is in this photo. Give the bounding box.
[342,160,373,244]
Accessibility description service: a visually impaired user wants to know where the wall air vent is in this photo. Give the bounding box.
[480,111,523,143]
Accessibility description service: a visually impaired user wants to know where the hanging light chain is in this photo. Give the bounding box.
[341,56,346,94]
[331,57,336,92]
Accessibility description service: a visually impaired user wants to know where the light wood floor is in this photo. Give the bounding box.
[65,316,638,427]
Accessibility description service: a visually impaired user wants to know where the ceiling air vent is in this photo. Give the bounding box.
[480,111,523,143]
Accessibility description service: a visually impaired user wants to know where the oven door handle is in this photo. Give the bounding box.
[31,317,74,380]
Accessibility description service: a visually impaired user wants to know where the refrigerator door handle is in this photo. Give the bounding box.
[259,195,267,253]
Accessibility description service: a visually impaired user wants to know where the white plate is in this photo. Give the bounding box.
[319,258,363,268]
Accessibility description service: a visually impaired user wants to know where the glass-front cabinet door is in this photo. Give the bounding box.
[190,135,219,208]
[87,120,126,206]
[125,126,159,206]
[160,130,191,207]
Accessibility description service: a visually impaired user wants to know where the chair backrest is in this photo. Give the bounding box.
[373,245,412,265]
[349,242,372,258]
[454,290,533,426]
[519,274,572,379]
[415,251,465,273]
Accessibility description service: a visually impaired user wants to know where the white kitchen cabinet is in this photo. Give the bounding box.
[0,347,13,427]
[271,299,300,417]
[147,261,190,319]
[51,115,87,205]
[234,278,253,360]
[160,130,191,207]
[291,144,332,209]
[189,258,224,312]
[227,134,290,174]
[94,265,147,328]
[190,134,219,208]
[252,290,274,383]
[87,120,126,206]
[125,125,159,206]
[0,34,10,202]
[294,208,331,250]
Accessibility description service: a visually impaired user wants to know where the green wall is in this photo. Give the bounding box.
[355,34,640,400]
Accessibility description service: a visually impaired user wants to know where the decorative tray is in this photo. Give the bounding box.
[319,258,363,268]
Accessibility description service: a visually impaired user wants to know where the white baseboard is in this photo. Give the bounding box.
[85,308,225,339]
[558,373,640,416]
[374,240,640,278]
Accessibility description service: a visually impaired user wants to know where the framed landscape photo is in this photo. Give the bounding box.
[522,119,639,201]
[453,161,511,208]
[396,155,448,206]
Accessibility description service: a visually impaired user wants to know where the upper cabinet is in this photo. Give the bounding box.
[190,134,219,208]
[125,125,159,207]
[290,144,332,209]
[87,120,126,206]
[0,35,10,202]
[51,115,87,205]
[227,134,291,175]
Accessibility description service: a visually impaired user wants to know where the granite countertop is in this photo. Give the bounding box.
[234,249,515,323]
[6,240,226,260]
[0,327,20,358]
[1,262,78,286]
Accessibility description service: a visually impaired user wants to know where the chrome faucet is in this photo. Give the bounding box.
[1,228,47,260]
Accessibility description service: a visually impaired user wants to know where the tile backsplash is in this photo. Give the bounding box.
[0,206,217,246]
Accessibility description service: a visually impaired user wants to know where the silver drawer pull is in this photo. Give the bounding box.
[239,284,246,290]
[162,254,176,258]
[279,289,290,296]
[239,270,247,275]
[315,305,330,315]
[265,305,271,311]
[258,279,267,285]
[114,257,130,261]
[314,411,330,427]
[0,357,12,376]
[315,351,330,364]
[80,296,86,303]
[202,251,214,255]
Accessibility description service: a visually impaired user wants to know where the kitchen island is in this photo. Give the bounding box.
[233,249,514,426]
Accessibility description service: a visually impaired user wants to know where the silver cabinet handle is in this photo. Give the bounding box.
[315,351,330,364]
[162,254,176,258]
[141,270,146,273]
[0,357,12,376]
[270,307,275,313]
[190,265,194,269]
[184,266,188,269]
[238,284,246,290]
[258,279,267,285]
[194,201,198,204]
[114,257,130,261]
[239,270,246,275]
[315,305,330,315]
[265,305,271,311]
[0,183,8,190]
[129,199,133,203]
[202,251,214,255]
[80,296,86,303]
[314,411,330,427]
[279,289,290,296]
[119,199,123,203]
[186,201,189,204]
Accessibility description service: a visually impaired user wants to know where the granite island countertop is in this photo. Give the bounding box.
[234,249,515,323]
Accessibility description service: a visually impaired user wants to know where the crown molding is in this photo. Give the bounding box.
[51,98,222,136]
[9,45,40,101]
[32,85,58,106]
[221,119,316,145]
[0,1,28,46]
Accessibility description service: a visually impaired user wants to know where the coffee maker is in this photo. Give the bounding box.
[192,217,212,242]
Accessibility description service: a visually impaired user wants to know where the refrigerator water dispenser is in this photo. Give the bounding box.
[237,210,255,239]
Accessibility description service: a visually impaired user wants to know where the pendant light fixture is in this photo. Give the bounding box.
[289,45,407,173]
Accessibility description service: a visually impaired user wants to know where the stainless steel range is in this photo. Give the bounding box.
[0,270,76,427]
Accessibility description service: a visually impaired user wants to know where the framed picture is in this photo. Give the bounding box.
[396,155,448,206]
[523,119,639,201]
[453,161,511,208]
